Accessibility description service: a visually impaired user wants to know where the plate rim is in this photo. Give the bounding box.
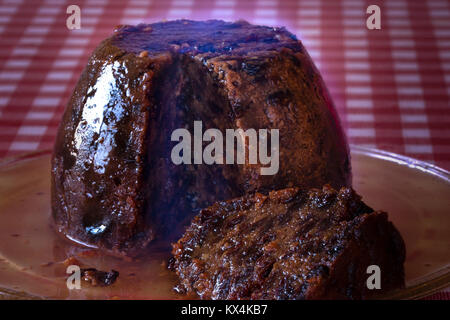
[350,144,450,183]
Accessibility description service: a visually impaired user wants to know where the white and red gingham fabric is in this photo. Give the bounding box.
[0,0,448,299]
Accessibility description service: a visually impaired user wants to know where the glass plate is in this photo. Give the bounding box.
[0,146,449,299]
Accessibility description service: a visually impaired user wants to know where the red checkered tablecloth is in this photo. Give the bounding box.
[0,0,448,299]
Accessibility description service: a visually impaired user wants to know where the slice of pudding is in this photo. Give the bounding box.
[170,185,405,299]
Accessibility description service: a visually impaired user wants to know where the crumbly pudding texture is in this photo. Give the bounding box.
[170,185,405,300]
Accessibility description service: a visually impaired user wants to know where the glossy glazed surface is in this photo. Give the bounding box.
[52,20,350,256]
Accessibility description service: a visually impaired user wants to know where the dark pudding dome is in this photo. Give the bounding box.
[51,20,351,256]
